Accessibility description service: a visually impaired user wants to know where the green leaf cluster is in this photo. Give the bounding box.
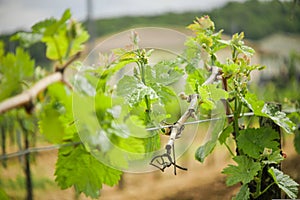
[0,47,34,101]
[116,61,183,107]
[55,144,122,199]
[185,15,226,67]
[185,16,299,200]
[11,9,89,63]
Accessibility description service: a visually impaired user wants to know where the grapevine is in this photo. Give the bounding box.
[0,10,299,200]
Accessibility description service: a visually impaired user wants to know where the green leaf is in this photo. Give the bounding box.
[262,104,296,134]
[55,145,122,198]
[237,127,280,159]
[95,58,137,92]
[243,93,296,133]
[185,66,207,93]
[43,9,71,37]
[116,75,158,107]
[222,155,261,186]
[219,124,233,144]
[65,23,89,57]
[31,18,57,34]
[149,83,177,105]
[199,84,228,110]
[112,135,146,154]
[0,47,34,101]
[230,32,255,57]
[38,83,74,143]
[39,106,66,143]
[184,38,201,64]
[288,112,300,154]
[234,184,250,200]
[146,61,184,85]
[40,9,89,60]
[268,167,299,199]
[243,92,265,116]
[195,117,225,162]
[10,32,42,48]
[262,149,284,165]
[42,31,67,60]
[195,140,217,163]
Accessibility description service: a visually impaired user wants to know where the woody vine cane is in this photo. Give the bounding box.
[150,65,221,174]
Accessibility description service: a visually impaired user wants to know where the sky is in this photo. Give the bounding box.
[0,0,245,34]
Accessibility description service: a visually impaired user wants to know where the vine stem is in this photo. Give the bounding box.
[165,94,198,150]
[253,182,276,199]
[224,142,235,157]
[137,52,152,125]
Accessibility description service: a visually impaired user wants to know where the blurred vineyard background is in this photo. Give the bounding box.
[0,0,300,199]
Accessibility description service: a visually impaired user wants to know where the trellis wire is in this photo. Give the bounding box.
[0,111,261,161]
[146,112,255,131]
[0,142,81,160]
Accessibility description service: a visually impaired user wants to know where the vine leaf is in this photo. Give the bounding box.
[39,83,74,143]
[55,145,122,199]
[237,127,279,159]
[230,32,255,57]
[116,75,158,107]
[0,47,35,101]
[243,92,296,133]
[243,92,265,116]
[219,124,233,145]
[96,58,137,92]
[199,84,228,110]
[145,60,184,85]
[42,9,88,60]
[185,67,207,93]
[261,149,283,165]
[268,167,299,199]
[39,107,66,143]
[195,117,225,162]
[195,140,216,163]
[150,84,177,105]
[234,184,250,200]
[10,32,42,48]
[222,155,261,186]
[262,103,296,134]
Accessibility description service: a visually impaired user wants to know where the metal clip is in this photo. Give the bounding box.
[150,143,187,175]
